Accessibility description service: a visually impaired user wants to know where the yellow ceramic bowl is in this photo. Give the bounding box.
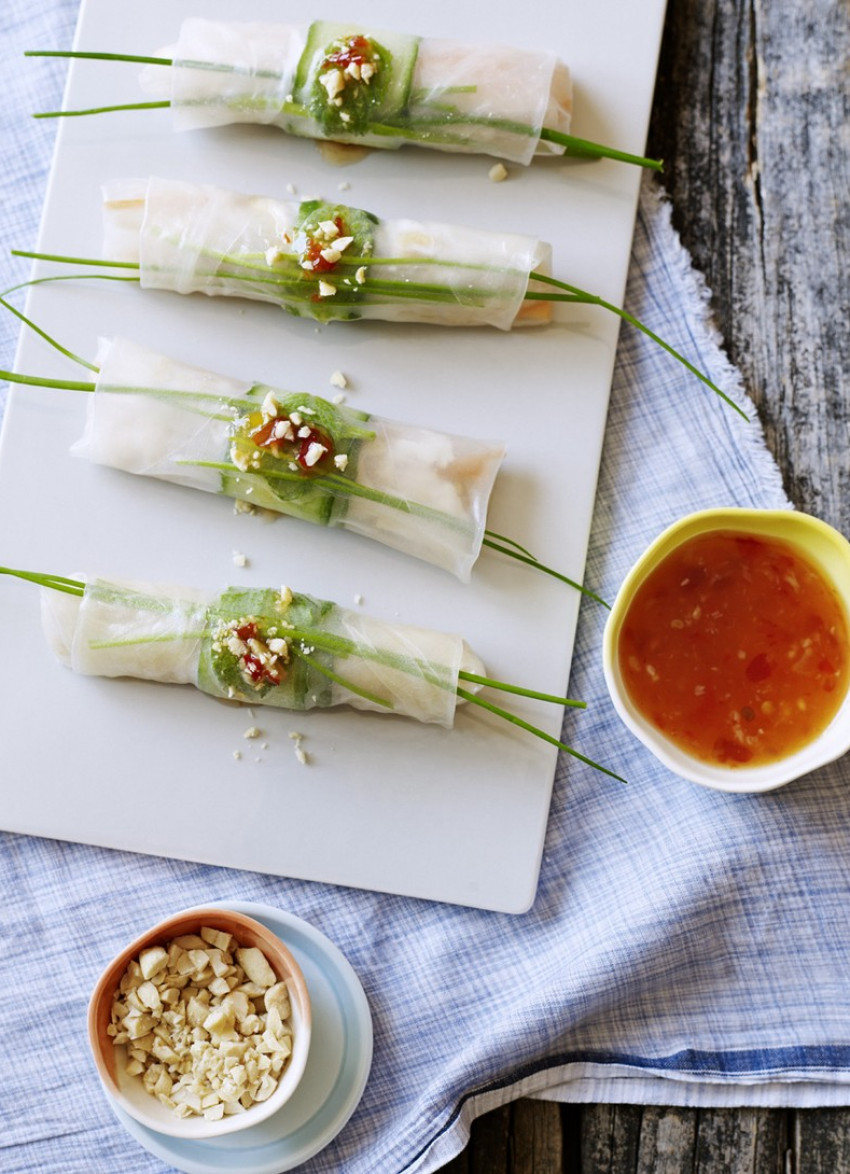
[88,906,312,1140]
[602,508,850,792]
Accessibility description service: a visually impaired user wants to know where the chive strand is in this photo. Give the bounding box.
[483,529,536,559]
[0,566,85,596]
[291,647,394,710]
[25,49,173,65]
[11,249,140,270]
[530,271,749,420]
[482,536,609,607]
[2,274,140,297]
[180,459,474,533]
[0,369,95,392]
[458,671,585,709]
[0,296,97,371]
[456,687,626,783]
[34,101,170,119]
[539,127,662,172]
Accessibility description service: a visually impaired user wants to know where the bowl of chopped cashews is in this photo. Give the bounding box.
[87,906,312,1139]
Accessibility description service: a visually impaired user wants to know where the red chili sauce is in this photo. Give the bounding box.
[303,216,347,274]
[232,621,284,688]
[250,415,335,471]
[322,35,375,76]
[617,531,849,767]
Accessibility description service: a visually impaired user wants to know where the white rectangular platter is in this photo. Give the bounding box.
[0,0,665,912]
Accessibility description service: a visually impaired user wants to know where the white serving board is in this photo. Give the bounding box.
[0,0,665,912]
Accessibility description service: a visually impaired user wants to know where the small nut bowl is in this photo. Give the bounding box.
[88,906,312,1140]
[603,508,850,793]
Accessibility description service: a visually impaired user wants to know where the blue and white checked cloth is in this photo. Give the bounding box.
[4,4,850,1173]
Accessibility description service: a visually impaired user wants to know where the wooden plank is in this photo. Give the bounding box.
[793,1110,850,1173]
[693,1108,790,1174]
[439,0,850,1164]
[581,1104,643,1171]
[648,0,850,534]
[510,1100,563,1173]
[634,1106,699,1173]
[468,1104,511,1174]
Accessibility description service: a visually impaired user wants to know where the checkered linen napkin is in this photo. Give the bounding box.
[5,5,850,1174]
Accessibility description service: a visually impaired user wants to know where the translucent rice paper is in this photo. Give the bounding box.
[162,20,306,132]
[73,336,235,493]
[407,40,571,164]
[40,577,211,683]
[140,20,572,165]
[345,417,505,579]
[370,217,551,329]
[40,575,484,727]
[72,337,505,579]
[201,596,479,727]
[319,608,483,726]
[101,178,551,330]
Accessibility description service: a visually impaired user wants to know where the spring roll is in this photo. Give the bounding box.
[41,576,483,727]
[72,337,505,580]
[139,19,572,165]
[102,177,553,329]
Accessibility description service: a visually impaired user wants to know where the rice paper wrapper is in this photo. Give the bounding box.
[136,178,301,301]
[71,336,504,579]
[407,39,571,163]
[322,607,483,726]
[167,20,305,132]
[102,178,549,329]
[41,577,484,726]
[140,20,571,164]
[198,587,483,726]
[73,336,236,492]
[345,418,504,579]
[369,217,550,329]
[41,577,211,684]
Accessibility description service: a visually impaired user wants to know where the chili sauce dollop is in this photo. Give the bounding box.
[618,531,850,767]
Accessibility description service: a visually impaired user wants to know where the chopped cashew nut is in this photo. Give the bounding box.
[108,929,295,1119]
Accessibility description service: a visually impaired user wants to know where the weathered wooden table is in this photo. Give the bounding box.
[441,0,850,1169]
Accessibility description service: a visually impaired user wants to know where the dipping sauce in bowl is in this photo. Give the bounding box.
[603,509,850,792]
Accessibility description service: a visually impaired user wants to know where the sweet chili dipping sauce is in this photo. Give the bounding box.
[618,531,850,767]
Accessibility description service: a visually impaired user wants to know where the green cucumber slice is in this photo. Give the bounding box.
[293,21,420,136]
[222,385,373,525]
[199,586,335,709]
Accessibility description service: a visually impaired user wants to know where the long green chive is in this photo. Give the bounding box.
[291,646,394,710]
[456,686,626,783]
[25,49,173,66]
[26,48,661,171]
[483,531,608,607]
[483,529,536,559]
[34,101,170,119]
[0,368,96,392]
[11,250,139,269]
[0,296,97,371]
[1,564,621,778]
[529,272,748,420]
[0,297,606,602]
[539,127,662,171]
[458,671,585,708]
[0,566,85,596]
[8,249,741,420]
